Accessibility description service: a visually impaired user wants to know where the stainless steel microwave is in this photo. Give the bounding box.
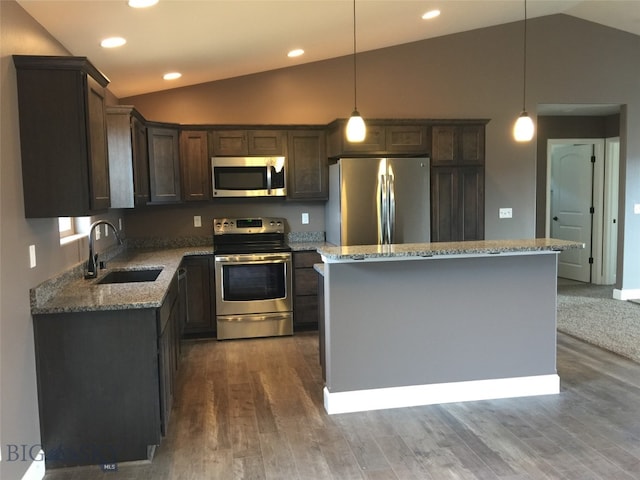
[211,156,286,197]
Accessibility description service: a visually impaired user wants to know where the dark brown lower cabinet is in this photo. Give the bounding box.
[181,255,216,336]
[32,274,180,468]
[431,166,484,242]
[293,251,322,331]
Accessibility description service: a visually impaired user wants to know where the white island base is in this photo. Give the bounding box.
[318,240,582,415]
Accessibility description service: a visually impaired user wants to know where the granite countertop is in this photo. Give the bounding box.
[318,238,584,262]
[31,246,213,315]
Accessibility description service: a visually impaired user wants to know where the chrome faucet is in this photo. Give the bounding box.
[84,220,123,279]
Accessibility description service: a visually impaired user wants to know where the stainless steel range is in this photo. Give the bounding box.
[213,217,293,340]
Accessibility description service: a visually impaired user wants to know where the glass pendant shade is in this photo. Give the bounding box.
[346,110,366,142]
[513,111,535,142]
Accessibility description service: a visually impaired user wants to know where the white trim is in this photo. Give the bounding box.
[323,374,560,415]
[21,450,45,480]
[59,232,88,246]
[613,288,640,300]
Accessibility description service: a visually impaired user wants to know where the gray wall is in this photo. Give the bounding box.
[0,2,122,477]
[123,14,640,293]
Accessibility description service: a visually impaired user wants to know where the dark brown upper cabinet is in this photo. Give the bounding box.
[286,129,328,201]
[106,105,149,208]
[326,120,429,158]
[148,125,181,204]
[211,129,285,156]
[180,130,211,201]
[431,124,485,166]
[13,55,110,217]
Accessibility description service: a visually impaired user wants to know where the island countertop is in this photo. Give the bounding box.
[318,238,583,262]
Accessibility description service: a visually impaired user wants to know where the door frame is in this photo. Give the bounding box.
[545,138,618,284]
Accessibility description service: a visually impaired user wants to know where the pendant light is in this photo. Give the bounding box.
[346,0,366,143]
[513,0,535,142]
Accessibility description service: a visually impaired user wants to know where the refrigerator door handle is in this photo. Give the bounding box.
[388,171,395,244]
[377,172,386,244]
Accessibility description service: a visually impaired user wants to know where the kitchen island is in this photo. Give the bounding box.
[317,238,583,414]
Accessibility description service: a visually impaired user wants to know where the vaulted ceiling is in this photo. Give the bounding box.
[16,0,640,98]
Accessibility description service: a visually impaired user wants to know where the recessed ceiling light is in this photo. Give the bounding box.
[422,9,441,20]
[128,0,159,8]
[163,72,182,80]
[100,37,127,48]
[288,49,305,58]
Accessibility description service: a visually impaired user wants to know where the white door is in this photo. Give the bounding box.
[550,144,593,282]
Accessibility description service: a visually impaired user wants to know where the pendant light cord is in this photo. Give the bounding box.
[522,0,528,111]
[352,0,358,111]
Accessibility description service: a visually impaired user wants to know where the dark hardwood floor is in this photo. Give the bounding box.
[43,331,640,479]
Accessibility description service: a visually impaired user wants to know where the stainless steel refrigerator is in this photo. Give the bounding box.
[326,157,430,246]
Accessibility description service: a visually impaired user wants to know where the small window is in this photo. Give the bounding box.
[59,217,91,245]
[58,217,74,238]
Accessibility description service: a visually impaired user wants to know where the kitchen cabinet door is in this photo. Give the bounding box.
[33,308,162,468]
[13,55,111,217]
[131,117,150,206]
[431,124,485,166]
[158,272,180,436]
[293,251,322,330]
[212,129,285,156]
[326,121,429,157]
[287,130,328,200]
[148,125,181,203]
[180,130,211,201]
[106,106,149,208]
[431,166,484,242]
[181,256,216,335]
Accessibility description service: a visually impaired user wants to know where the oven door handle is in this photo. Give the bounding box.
[215,253,291,263]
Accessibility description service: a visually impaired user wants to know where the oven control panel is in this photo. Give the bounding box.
[213,217,286,235]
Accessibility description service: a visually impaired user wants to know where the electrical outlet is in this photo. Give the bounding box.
[499,208,513,219]
[302,213,309,225]
[29,245,36,269]
[194,215,202,227]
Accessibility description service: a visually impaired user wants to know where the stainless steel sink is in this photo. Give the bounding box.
[97,268,163,284]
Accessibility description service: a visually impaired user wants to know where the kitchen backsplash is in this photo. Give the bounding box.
[122,200,326,241]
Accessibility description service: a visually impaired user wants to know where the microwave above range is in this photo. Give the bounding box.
[211,156,286,197]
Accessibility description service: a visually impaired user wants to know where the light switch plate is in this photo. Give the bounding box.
[29,244,36,268]
[634,204,640,215]
[302,213,309,224]
[194,215,202,227]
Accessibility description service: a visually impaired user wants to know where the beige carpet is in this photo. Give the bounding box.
[557,280,640,363]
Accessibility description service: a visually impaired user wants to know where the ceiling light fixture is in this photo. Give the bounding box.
[163,72,182,80]
[513,0,535,142]
[346,0,365,143]
[128,0,159,8]
[287,49,305,58]
[422,9,441,20]
[100,37,126,48]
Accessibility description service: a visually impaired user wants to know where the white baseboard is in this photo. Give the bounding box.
[21,450,45,480]
[323,374,560,415]
[613,288,640,300]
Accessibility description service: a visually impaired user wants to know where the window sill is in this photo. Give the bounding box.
[60,232,88,246]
